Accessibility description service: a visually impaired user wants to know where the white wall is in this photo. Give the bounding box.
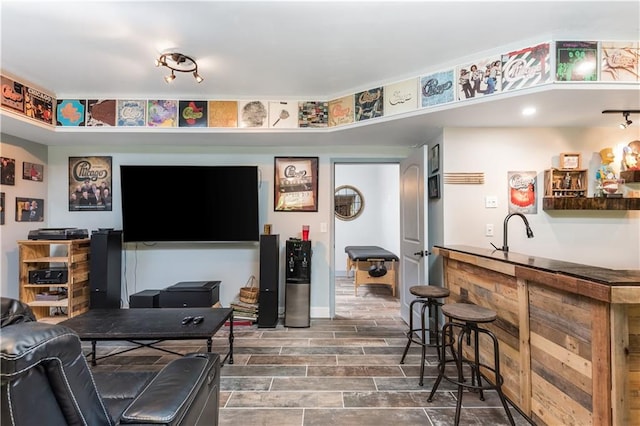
[441,127,640,269]
[0,135,48,299]
[42,144,407,318]
[334,163,400,274]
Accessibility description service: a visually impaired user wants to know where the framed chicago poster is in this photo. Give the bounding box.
[68,156,112,211]
[274,157,318,212]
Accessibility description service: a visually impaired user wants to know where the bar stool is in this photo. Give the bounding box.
[399,285,450,386]
[427,302,515,426]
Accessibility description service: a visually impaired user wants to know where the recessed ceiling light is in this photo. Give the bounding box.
[522,107,536,116]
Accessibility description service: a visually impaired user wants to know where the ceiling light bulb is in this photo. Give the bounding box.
[521,107,536,116]
[155,58,161,67]
[164,72,176,83]
[194,71,204,83]
[620,122,628,129]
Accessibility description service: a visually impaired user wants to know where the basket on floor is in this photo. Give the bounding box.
[239,275,259,304]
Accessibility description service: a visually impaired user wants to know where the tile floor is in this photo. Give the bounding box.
[88,278,533,425]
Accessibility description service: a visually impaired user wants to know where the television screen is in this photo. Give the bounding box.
[120,165,259,242]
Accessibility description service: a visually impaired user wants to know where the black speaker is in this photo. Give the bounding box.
[258,234,279,327]
[90,229,122,309]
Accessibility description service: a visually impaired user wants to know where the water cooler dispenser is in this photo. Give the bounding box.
[284,238,311,327]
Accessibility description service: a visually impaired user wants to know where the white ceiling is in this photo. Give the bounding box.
[1,0,639,147]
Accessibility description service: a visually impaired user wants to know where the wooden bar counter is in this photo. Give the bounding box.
[434,245,640,426]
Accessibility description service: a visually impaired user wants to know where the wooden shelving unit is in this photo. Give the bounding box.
[544,168,588,198]
[543,197,640,210]
[18,239,91,322]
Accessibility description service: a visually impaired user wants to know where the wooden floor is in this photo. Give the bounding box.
[87,277,531,425]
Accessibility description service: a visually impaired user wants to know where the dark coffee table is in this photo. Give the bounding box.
[59,307,233,366]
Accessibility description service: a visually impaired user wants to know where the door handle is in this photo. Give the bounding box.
[413,250,432,257]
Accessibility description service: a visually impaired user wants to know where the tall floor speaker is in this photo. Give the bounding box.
[258,234,280,328]
[90,229,122,309]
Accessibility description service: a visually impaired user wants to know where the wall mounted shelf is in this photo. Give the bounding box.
[542,197,640,210]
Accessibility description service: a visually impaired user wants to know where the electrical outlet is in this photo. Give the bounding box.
[320,222,328,233]
[485,196,498,208]
[485,224,494,236]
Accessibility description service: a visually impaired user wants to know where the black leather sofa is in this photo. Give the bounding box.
[0,297,220,425]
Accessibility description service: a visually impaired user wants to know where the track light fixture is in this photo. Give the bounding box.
[155,52,203,84]
[602,109,639,129]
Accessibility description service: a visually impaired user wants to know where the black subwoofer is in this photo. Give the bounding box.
[90,229,122,309]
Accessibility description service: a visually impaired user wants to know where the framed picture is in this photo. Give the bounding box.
[22,162,44,182]
[428,175,440,199]
[68,156,113,211]
[0,192,5,225]
[15,197,44,222]
[429,144,440,174]
[1,157,16,185]
[560,152,581,169]
[274,157,318,211]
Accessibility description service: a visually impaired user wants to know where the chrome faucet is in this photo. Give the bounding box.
[491,213,534,252]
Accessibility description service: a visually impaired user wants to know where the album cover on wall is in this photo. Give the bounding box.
[178,100,208,127]
[328,95,354,127]
[86,99,116,126]
[555,41,598,81]
[237,100,268,128]
[298,101,328,128]
[269,101,298,128]
[501,43,551,91]
[147,100,178,127]
[384,79,418,116]
[208,100,238,127]
[0,192,4,225]
[68,156,112,212]
[354,88,383,121]
[600,41,639,81]
[0,75,25,113]
[117,100,146,126]
[420,69,455,108]
[24,86,54,125]
[56,99,86,126]
[457,57,502,100]
[15,197,44,222]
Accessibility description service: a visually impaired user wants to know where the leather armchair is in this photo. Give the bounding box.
[0,298,220,426]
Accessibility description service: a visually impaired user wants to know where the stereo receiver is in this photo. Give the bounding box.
[28,268,68,284]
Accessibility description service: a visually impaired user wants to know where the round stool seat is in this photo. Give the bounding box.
[409,285,450,299]
[442,303,496,323]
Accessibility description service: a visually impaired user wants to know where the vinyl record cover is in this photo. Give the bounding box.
[178,100,208,127]
[56,99,86,126]
[600,41,639,81]
[269,101,298,128]
[208,100,238,127]
[147,100,177,127]
[501,43,551,91]
[0,75,25,113]
[68,156,112,212]
[420,70,455,108]
[238,100,268,128]
[24,86,54,125]
[355,88,383,121]
[384,79,418,116]
[555,41,598,81]
[457,57,502,100]
[86,99,116,126]
[117,100,146,126]
[298,101,328,128]
[328,95,354,127]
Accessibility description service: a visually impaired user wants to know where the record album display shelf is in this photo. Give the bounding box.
[18,239,91,323]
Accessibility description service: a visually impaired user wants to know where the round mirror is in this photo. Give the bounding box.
[335,185,364,221]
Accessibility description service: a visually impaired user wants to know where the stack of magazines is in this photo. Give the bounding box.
[230,298,258,323]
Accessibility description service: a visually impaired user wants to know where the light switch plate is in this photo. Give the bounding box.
[485,196,498,208]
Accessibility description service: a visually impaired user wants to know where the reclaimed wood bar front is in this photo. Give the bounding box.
[434,245,640,426]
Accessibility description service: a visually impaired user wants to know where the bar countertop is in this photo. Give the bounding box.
[434,245,640,286]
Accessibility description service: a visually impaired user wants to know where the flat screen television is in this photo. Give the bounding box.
[120,165,259,243]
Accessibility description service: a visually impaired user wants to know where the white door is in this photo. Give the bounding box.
[400,146,427,323]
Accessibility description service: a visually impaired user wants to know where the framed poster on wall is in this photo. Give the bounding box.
[429,144,440,174]
[68,156,112,211]
[274,157,318,211]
